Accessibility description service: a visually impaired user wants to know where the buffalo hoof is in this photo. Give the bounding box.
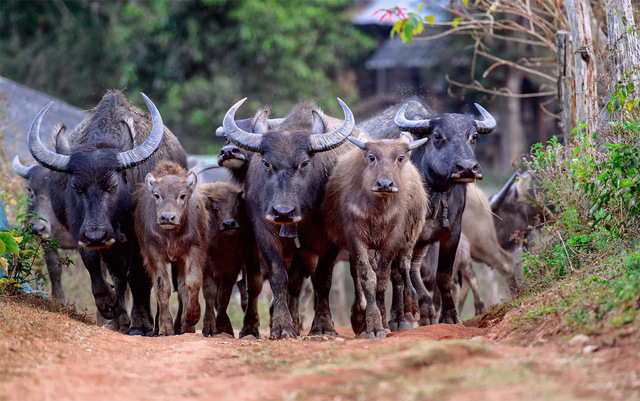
[239,328,260,339]
[97,304,118,321]
[419,317,437,326]
[398,321,412,331]
[202,330,217,338]
[366,329,387,340]
[441,314,462,325]
[129,328,145,336]
[270,325,296,340]
[389,321,398,332]
[308,326,338,337]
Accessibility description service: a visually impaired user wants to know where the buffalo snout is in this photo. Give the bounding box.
[451,159,483,182]
[158,213,178,225]
[80,229,112,248]
[31,223,50,238]
[269,204,299,223]
[372,178,398,195]
[220,219,239,231]
[218,144,246,169]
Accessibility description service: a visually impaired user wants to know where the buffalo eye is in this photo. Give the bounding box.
[397,155,405,163]
[212,207,219,217]
[471,133,479,142]
[433,133,442,141]
[153,192,160,200]
[179,193,186,201]
[299,159,310,170]
[262,160,271,171]
[368,154,376,163]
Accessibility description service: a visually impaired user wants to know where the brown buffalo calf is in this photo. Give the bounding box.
[134,161,209,336]
[323,134,429,339]
[199,182,262,338]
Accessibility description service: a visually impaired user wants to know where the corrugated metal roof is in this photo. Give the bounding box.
[365,37,444,69]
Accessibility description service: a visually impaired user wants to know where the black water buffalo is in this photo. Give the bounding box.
[222,98,357,339]
[323,134,428,338]
[134,161,208,336]
[12,154,75,302]
[359,99,499,325]
[27,90,187,335]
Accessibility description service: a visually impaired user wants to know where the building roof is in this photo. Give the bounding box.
[0,76,87,162]
[365,36,446,70]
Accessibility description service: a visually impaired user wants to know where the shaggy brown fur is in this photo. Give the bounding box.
[323,137,429,338]
[198,182,261,338]
[134,161,209,336]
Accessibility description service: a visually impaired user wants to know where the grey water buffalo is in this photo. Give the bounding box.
[222,98,357,339]
[359,99,501,325]
[323,134,428,338]
[12,154,75,302]
[199,181,262,338]
[134,161,208,336]
[27,90,187,335]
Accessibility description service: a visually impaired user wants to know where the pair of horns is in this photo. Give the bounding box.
[222,98,355,153]
[28,93,165,173]
[394,103,497,134]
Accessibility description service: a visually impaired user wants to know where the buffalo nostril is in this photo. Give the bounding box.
[159,213,176,223]
[273,205,295,217]
[221,220,239,231]
[84,230,107,243]
[373,178,396,192]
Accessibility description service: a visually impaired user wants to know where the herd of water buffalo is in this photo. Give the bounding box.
[12,90,548,339]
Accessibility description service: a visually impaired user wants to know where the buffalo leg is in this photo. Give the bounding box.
[411,245,437,325]
[437,237,462,325]
[202,260,217,337]
[309,248,339,336]
[263,249,295,339]
[461,265,485,316]
[215,272,237,337]
[152,261,174,336]
[375,256,392,334]
[349,259,366,336]
[287,258,307,336]
[239,248,262,338]
[80,248,119,320]
[126,252,153,336]
[44,250,65,303]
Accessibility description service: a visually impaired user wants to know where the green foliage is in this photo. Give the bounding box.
[0,0,375,153]
[0,197,73,296]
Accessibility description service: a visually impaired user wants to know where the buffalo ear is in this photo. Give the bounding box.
[252,109,270,135]
[311,110,326,135]
[145,173,156,190]
[187,171,197,192]
[53,124,71,154]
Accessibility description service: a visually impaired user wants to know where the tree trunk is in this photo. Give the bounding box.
[606,0,640,95]
[565,0,599,139]
[556,30,575,141]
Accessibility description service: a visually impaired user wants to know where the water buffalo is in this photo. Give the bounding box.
[323,134,428,338]
[134,161,207,336]
[222,98,357,339]
[359,99,501,325]
[13,153,75,302]
[199,181,262,338]
[27,90,187,335]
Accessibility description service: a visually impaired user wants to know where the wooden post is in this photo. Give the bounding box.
[565,0,598,139]
[556,30,575,141]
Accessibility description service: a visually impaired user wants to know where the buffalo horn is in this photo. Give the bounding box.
[188,163,221,176]
[474,103,497,134]
[490,169,521,211]
[407,136,429,150]
[12,155,34,178]
[347,136,367,150]
[223,98,264,152]
[394,103,432,129]
[308,98,355,153]
[28,102,72,173]
[215,118,285,137]
[116,93,165,170]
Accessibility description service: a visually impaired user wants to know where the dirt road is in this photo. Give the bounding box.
[2,302,638,401]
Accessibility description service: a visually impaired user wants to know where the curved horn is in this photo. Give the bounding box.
[28,102,72,173]
[12,155,34,178]
[394,103,432,129]
[215,118,285,137]
[188,163,221,176]
[348,136,367,150]
[308,98,355,153]
[474,103,496,134]
[490,169,520,211]
[407,136,429,150]
[116,93,165,170]
[223,98,263,152]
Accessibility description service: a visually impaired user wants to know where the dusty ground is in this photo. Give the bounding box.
[1,296,639,401]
